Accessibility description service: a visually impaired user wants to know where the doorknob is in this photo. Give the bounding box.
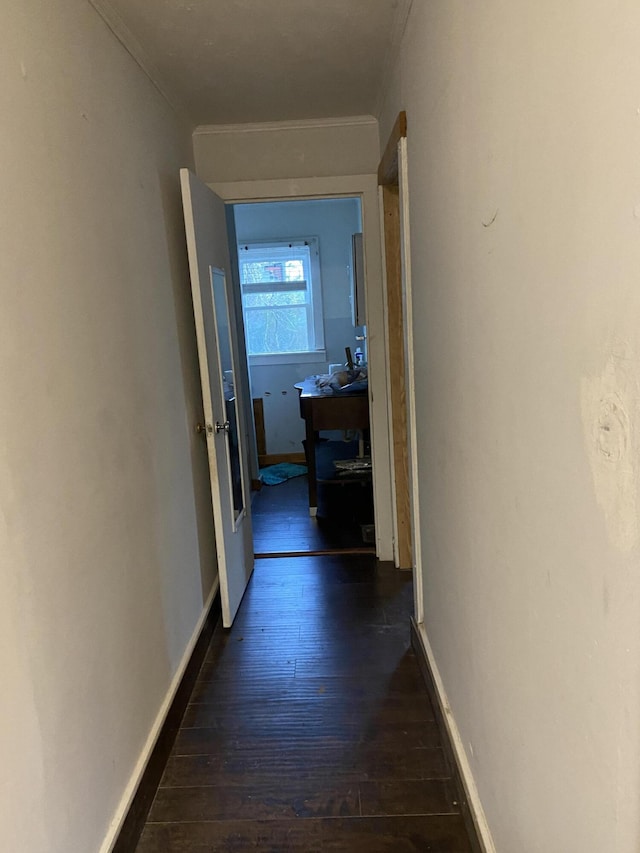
[215,421,230,434]
[195,423,214,437]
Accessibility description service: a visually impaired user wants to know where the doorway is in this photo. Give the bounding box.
[228,196,375,557]
[208,173,394,564]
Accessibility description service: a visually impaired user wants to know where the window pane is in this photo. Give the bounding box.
[244,290,306,308]
[240,252,308,285]
[241,260,286,282]
[284,260,304,281]
[238,240,321,356]
[245,306,309,354]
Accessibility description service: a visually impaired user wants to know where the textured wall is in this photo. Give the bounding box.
[0,3,215,851]
[380,2,640,850]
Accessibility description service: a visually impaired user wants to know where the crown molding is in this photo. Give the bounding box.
[193,115,378,137]
[89,0,190,123]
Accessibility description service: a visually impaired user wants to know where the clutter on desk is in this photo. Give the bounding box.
[345,345,365,368]
[316,365,368,394]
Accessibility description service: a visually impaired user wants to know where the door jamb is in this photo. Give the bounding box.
[397,136,423,622]
[378,113,424,619]
[378,112,412,570]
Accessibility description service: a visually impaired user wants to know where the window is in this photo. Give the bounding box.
[238,238,324,361]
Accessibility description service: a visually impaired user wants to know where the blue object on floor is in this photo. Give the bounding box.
[260,462,308,486]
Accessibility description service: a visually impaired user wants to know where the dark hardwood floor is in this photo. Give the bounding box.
[134,553,472,852]
[252,471,375,556]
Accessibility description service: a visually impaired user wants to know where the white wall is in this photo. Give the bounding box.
[193,117,380,183]
[0,3,214,852]
[234,198,362,455]
[380,2,640,851]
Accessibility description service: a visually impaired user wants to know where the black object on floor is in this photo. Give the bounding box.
[252,472,374,555]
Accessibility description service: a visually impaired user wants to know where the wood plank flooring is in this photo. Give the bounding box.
[252,474,375,555]
[135,555,472,852]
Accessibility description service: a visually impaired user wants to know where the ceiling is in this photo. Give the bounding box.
[92,0,411,126]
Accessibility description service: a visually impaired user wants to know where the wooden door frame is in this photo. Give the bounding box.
[378,112,413,570]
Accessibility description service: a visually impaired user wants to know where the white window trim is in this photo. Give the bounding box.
[249,349,328,367]
[237,236,325,359]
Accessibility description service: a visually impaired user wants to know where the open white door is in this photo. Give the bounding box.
[181,168,254,627]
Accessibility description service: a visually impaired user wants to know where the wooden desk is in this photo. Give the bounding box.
[295,378,370,516]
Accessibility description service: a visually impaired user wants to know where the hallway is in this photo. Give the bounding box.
[134,554,472,851]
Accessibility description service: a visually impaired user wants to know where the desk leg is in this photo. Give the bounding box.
[305,419,318,517]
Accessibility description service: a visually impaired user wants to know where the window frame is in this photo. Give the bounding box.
[237,236,325,365]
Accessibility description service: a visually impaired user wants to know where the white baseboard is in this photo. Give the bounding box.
[414,620,497,853]
[99,579,220,853]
